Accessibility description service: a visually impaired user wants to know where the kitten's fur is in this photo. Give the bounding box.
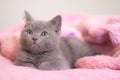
[15,11,99,70]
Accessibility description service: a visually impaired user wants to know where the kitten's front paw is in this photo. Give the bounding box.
[38,61,70,70]
[15,60,36,68]
[38,62,49,70]
[38,62,56,70]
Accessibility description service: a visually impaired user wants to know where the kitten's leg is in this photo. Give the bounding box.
[37,59,71,70]
[15,60,36,68]
[15,50,37,68]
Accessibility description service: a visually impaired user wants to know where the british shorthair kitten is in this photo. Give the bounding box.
[15,11,99,70]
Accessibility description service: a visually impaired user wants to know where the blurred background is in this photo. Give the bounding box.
[0,0,120,31]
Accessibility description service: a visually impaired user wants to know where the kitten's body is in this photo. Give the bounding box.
[15,12,98,70]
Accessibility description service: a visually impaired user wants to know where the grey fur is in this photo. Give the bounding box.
[15,11,99,70]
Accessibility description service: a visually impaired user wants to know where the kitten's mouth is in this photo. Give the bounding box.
[31,41,40,50]
[31,43,39,48]
[33,41,36,44]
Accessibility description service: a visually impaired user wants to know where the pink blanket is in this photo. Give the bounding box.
[0,14,120,80]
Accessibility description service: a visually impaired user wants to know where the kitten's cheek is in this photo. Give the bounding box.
[1,34,20,60]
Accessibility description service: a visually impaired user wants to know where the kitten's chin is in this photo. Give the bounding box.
[29,44,49,54]
[30,44,40,53]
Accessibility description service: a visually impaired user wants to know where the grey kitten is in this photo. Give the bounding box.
[15,11,99,70]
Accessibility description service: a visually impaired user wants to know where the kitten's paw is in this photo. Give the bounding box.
[15,60,36,68]
[38,62,56,70]
[38,61,70,70]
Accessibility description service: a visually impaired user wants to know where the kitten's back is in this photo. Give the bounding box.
[60,37,99,67]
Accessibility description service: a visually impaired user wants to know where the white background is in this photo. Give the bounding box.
[0,0,120,31]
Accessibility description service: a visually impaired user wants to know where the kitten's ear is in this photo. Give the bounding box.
[50,15,62,32]
[24,11,33,22]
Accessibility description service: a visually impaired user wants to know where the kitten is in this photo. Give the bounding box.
[15,11,99,70]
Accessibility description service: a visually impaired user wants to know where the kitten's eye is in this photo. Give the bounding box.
[41,31,48,36]
[27,29,33,35]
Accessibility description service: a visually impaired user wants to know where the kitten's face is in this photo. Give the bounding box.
[21,11,61,53]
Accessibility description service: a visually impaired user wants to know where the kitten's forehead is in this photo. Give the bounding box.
[32,21,49,28]
[26,20,52,31]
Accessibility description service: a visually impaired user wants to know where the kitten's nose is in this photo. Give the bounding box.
[32,38,38,41]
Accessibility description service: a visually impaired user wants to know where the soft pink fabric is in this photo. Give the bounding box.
[0,21,24,41]
[104,23,120,47]
[0,56,120,80]
[75,15,120,69]
[1,34,20,60]
[1,14,120,80]
[75,55,120,69]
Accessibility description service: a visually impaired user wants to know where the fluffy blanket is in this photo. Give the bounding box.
[0,14,120,80]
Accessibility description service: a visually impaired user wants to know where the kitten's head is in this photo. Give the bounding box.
[21,11,62,53]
